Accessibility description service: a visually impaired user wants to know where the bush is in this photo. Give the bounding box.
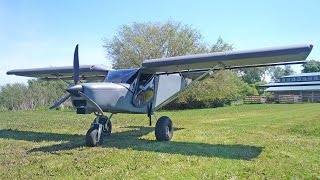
[164,70,251,110]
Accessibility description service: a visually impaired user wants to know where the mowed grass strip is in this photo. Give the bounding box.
[0,104,319,179]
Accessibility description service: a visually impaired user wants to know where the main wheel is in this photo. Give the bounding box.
[98,116,112,136]
[86,125,103,147]
[155,116,173,141]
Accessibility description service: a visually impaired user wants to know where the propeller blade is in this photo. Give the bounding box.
[73,44,80,84]
[78,92,104,115]
[50,93,71,109]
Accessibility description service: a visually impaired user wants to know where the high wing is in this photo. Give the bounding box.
[141,44,313,74]
[6,65,109,81]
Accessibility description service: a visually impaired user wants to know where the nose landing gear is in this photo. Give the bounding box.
[85,115,112,147]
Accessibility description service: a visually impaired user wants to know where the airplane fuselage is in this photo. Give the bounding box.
[67,67,193,115]
[71,82,149,114]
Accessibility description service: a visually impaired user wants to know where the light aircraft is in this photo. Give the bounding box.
[7,44,313,146]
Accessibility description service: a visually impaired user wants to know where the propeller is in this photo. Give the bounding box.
[50,44,80,109]
[73,44,80,84]
[50,93,71,109]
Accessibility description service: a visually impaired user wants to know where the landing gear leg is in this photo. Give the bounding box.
[155,116,173,141]
[85,114,113,147]
[98,115,112,137]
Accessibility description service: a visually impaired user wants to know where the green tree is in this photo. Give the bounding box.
[240,68,263,84]
[104,20,242,109]
[302,60,320,73]
[0,80,70,111]
[210,37,233,52]
[103,21,233,69]
[27,79,69,109]
[239,67,270,84]
[269,65,295,82]
[0,83,28,111]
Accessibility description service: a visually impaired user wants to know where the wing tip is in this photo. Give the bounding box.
[6,70,15,75]
[309,44,313,50]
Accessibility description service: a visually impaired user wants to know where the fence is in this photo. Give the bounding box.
[245,94,320,104]
[244,96,266,104]
[275,95,301,103]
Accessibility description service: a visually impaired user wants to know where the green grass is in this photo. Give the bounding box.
[0,104,319,179]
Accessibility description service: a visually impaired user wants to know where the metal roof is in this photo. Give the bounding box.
[260,81,320,87]
[282,72,320,78]
[266,85,320,92]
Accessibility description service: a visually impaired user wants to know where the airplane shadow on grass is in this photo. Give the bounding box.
[0,127,263,160]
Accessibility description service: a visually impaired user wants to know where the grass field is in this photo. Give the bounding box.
[0,104,319,179]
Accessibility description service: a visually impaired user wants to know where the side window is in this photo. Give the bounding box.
[286,78,290,82]
[313,76,318,81]
[132,74,155,107]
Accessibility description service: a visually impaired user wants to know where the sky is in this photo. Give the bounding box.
[0,0,319,85]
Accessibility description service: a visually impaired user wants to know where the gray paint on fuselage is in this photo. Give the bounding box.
[80,82,148,114]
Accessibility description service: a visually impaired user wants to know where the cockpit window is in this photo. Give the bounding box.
[132,74,155,107]
[105,69,139,84]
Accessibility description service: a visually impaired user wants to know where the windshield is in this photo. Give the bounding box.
[105,68,139,84]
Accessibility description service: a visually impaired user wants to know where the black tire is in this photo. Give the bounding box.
[86,125,103,147]
[99,117,112,136]
[155,116,173,141]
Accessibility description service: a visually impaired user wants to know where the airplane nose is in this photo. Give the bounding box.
[66,84,83,95]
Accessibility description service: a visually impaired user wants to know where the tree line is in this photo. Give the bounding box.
[0,80,70,111]
[1,21,319,111]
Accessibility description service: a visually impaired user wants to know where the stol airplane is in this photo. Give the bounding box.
[7,44,313,146]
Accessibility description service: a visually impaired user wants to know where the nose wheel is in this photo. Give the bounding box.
[155,116,173,141]
[86,124,103,147]
[86,115,112,147]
